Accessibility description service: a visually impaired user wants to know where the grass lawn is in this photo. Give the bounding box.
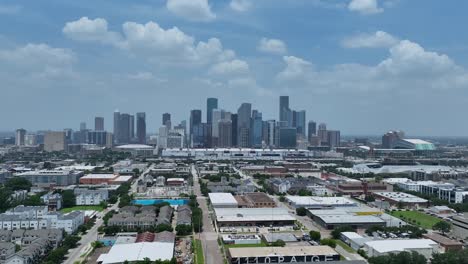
[60,205,105,213]
[194,239,204,264]
[335,240,355,253]
[225,241,267,248]
[390,210,440,229]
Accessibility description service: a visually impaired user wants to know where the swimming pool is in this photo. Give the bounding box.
[133,199,189,206]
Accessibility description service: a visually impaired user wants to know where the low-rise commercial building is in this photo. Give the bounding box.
[235,193,276,208]
[222,234,262,245]
[286,196,356,209]
[227,246,340,264]
[422,233,463,252]
[373,192,428,209]
[79,173,132,185]
[15,170,83,187]
[214,208,295,228]
[209,193,239,208]
[97,242,174,264]
[364,239,438,258]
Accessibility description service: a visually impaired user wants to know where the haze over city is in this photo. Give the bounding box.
[2,0,468,135]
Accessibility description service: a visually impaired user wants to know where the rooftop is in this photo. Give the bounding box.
[97,242,174,264]
[209,193,238,205]
[286,196,357,206]
[215,208,295,222]
[228,246,338,258]
[365,239,437,253]
[374,192,428,203]
[81,174,118,179]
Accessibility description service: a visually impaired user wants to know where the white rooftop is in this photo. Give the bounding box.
[81,174,117,179]
[97,242,174,264]
[209,193,238,206]
[215,208,295,222]
[374,192,428,203]
[365,239,437,253]
[286,196,357,206]
[341,232,364,239]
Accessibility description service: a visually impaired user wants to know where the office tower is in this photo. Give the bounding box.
[382,130,404,149]
[327,130,341,148]
[25,134,37,146]
[308,121,317,138]
[80,122,87,131]
[86,131,108,146]
[64,129,73,144]
[207,97,218,124]
[162,113,171,127]
[278,127,297,148]
[237,103,252,147]
[167,131,184,148]
[174,121,187,147]
[189,110,202,142]
[231,114,238,147]
[129,115,135,139]
[294,110,306,136]
[15,129,26,146]
[113,110,120,144]
[95,117,104,131]
[192,123,210,148]
[106,133,113,147]
[318,123,327,145]
[44,131,67,152]
[158,126,169,148]
[218,120,232,147]
[279,96,291,125]
[136,112,146,144]
[119,113,131,144]
[262,121,269,146]
[251,110,263,148]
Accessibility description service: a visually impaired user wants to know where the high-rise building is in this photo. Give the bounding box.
[15,129,26,146]
[44,131,67,152]
[308,121,317,139]
[231,114,238,147]
[25,134,37,146]
[327,130,341,148]
[218,120,232,147]
[192,123,210,148]
[237,103,252,147]
[265,120,276,147]
[207,98,218,124]
[119,113,131,144]
[190,109,202,135]
[294,110,306,136]
[279,96,292,126]
[95,117,104,131]
[382,130,404,149]
[86,131,108,146]
[64,128,73,144]
[80,122,87,131]
[162,113,171,127]
[136,112,146,144]
[129,115,135,139]
[278,127,297,148]
[251,110,263,148]
[318,123,327,145]
[113,110,120,144]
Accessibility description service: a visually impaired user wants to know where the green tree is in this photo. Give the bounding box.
[5,177,32,191]
[271,239,286,247]
[320,238,336,248]
[331,225,355,239]
[176,224,192,236]
[432,248,468,264]
[155,224,174,233]
[433,221,451,234]
[309,230,321,241]
[62,190,76,208]
[296,207,307,216]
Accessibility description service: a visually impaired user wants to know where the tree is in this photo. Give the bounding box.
[309,230,321,241]
[279,195,286,202]
[176,224,192,236]
[296,207,307,216]
[368,251,426,264]
[433,221,451,234]
[432,248,468,264]
[320,238,336,248]
[331,225,355,239]
[155,224,173,233]
[271,239,286,247]
[5,177,32,191]
[62,190,76,208]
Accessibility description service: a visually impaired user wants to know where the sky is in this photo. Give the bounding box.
[1,0,468,136]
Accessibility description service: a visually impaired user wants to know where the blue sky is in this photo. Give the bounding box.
[1,0,468,136]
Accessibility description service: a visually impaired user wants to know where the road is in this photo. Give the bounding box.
[131,163,153,193]
[64,202,119,264]
[191,165,224,264]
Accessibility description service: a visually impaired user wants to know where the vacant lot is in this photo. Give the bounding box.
[390,210,440,229]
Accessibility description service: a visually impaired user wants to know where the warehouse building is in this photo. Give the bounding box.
[214,208,295,228]
[97,241,174,263]
[373,192,428,209]
[364,239,438,258]
[286,196,357,209]
[227,246,340,264]
[209,193,239,208]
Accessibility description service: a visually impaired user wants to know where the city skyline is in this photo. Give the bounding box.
[2,1,468,136]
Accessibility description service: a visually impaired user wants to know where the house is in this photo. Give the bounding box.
[176,205,191,226]
[74,188,108,206]
[157,206,173,226]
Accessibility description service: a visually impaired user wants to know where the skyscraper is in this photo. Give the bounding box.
[294,110,306,136]
[80,122,87,131]
[162,113,171,127]
[308,121,317,142]
[237,103,252,147]
[113,110,120,144]
[318,123,327,145]
[206,97,218,124]
[119,113,131,144]
[136,112,146,144]
[231,114,238,147]
[190,110,202,144]
[279,96,291,124]
[327,130,341,148]
[15,129,26,146]
[44,131,67,152]
[129,115,135,139]
[95,117,104,131]
[218,120,232,147]
[251,110,263,147]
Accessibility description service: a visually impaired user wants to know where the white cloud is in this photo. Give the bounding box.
[230,0,252,12]
[348,0,383,15]
[277,40,468,93]
[210,59,249,76]
[342,31,399,48]
[0,43,75,78]
[277,56,313,81]
[166,0,216,22]
[63,17,122,45]
[258,38,287,55]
